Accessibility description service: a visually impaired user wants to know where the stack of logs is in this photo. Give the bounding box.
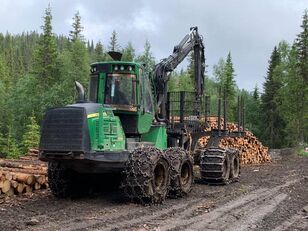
[0,149,47,197]
[198,122,271,165]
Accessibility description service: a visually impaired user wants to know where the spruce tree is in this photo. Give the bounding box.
[21,115,40,154]
[213,53,236,121]
[0,127,20,159]
[108,30,120,52]
[261,46,285,147]
[294,10,308,143]
[93,41,106,62]
[69,11,84,42]
[135,40,155,77]
[69,13,89,88]
[33,5,58,86]
[122,42,135,61]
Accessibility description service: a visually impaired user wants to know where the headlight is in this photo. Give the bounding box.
[114,66,118,71]
[128,66,132,71]
[120,65,125,71]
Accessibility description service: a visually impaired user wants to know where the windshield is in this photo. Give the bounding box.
[105,74,137,110]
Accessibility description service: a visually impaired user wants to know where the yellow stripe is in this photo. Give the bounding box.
[87,113,99,118]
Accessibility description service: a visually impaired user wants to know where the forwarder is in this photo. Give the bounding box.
[39,27,242,204]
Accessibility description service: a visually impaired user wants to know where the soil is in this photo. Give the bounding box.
[0,149,307,231]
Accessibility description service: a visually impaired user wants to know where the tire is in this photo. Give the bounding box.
[229,149,240,180]
[48,161,76,198]
[200,148,231,185]
[122,147,170,204]
[164,147,194,198]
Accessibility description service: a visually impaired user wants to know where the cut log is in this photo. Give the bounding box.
[11,180,18,188]
[34,175,46,185]
[17,183,25,194]
[24,185,32,193]
[5,187,14,196]
[34,182,41,190]
[2,180,11,193]
[11,172,35,185]
[0,167,47,176]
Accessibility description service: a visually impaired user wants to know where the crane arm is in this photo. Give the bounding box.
[152,26,205,121]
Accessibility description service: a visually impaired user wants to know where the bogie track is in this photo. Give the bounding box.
[200,148,240,185]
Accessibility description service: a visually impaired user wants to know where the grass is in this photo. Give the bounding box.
[297,145,308,157]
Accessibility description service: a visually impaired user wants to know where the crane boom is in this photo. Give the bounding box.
[152,27,205,121]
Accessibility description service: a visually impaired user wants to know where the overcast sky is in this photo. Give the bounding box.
[0,0,306,91]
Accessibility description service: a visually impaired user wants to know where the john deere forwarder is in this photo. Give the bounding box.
[39,27,243,203]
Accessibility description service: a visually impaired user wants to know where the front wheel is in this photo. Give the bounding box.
[48,161,76,198]
[121,147,170,204]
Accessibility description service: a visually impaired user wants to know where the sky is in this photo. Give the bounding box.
[0,0,306,91]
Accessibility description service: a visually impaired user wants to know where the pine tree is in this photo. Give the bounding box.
[108,30,120,52]
[21,115,40,153]
[33,5,58,86]
[69,11,84,42]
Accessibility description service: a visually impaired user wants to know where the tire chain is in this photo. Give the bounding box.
[200,148,230,185]
[121,146,169,204]
[48,161,74,198]
[164,147,194,198]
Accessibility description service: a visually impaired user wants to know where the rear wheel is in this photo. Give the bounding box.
[230,149,240,180]
[122,147,170,204]
[200,148,231,184]
[164,147,194,197]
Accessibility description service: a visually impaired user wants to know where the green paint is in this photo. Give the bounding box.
[138,113,153,134]
[97,72,106,103]
[87,107,125,151]
[141,125,167,149]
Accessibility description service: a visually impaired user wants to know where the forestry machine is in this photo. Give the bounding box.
[39,27,242,203]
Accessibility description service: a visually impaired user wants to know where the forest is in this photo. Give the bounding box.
[0,6,307,158]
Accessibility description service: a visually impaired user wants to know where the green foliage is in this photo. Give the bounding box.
[93,41,106,62]
[261,46,286,148]
[69,11,84,42]
[213,53,237,121]
[33,5,59,87]
[21,115,40,153]
[0,128,20,159]
[108,30,120,52]
[136,40,155,77]
[122,42,135,61]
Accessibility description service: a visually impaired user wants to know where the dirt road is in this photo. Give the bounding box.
[0,150,307,231]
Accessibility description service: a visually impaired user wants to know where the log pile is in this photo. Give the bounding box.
[198,122,271,165]
[0,150,48,197]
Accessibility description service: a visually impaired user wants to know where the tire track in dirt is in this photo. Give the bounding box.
[272,205,308,231]
[87,187,271,231]
[152,180,297,231]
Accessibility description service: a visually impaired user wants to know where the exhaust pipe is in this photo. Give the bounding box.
[75,81,85,102]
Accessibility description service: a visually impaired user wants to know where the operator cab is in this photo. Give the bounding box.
[88,61,155,136]
[88,62,139,112]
